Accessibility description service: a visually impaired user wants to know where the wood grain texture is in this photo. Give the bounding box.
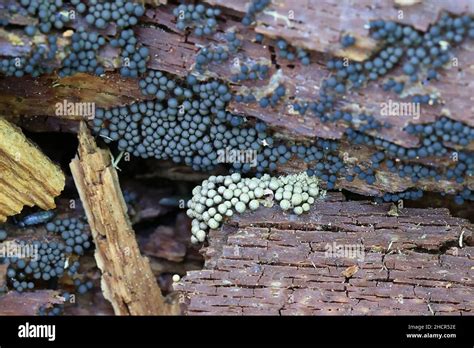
[175,192,473,315]
[69,121,176,315]
[0,290,63,315]
[0,117,65,222]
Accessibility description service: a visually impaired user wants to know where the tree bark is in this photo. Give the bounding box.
[175,192,473,315]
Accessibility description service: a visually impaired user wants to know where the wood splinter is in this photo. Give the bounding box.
[0,117,65,222]
[70,121,176,315]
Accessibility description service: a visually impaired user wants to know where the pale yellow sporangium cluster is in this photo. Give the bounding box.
[186,172,325,243]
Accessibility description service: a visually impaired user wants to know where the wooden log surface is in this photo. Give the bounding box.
[175,192,473,315]
[0,0,472,318]
[205,0,474,60]
[0,2,472,198]
[0,290,63,315]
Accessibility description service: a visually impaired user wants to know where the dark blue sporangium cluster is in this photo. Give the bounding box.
[277,39,310,65]
[190,30,242,73]
[405,117,474,147]
[194,46,229,73]
[325,46,403,93]
[453,188,474,205]
[0,35,58,77]
[231,62,269,82]
[371,14,474,82]
[111,29,149,77]
[347,120,473,167]
[344,117,474,203]
[71,0,149,78]
[383,78,405,94]
[60,28,106,77]
[386,160,441,184]
[72,0,145,29]
[46,217,92,255]
[341,34,356,47]
[241,0,271,26]
[325,13,474,96]
[74,278,93,294]
[1,217,93,294]
[291,92,335,117]
[173,4,220,36]
[139,70,180,100]
[4,240,66,292]
[14,0,70,33]
[377,189,424,203]
[411,94,437,105]
[94,73,278,174]
[2,1,149,79]
[302,140,345,190]
[258,84,286,108]
[288,15,474,204]
[225,31,243,53]
[291,93,389,135]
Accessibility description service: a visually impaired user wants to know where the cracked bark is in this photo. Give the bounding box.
[175,192,473,315]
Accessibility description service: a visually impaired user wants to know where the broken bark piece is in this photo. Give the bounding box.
[0,290,63,315]
[176,193,473,315]
[0,117,65,222]
[69,121,177,315]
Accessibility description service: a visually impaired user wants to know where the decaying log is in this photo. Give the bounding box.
[175,193,473,315]
[0,290,63,315]
[69,121,177,315]
[204,0,474,60]
[0,117,65,222]
[0,4,472,198]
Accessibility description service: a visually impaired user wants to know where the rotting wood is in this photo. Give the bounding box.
[69,121,177,315]
[175,192,473,315]
[0,290,63,315]
[0,4,472,198]
[204,0,474,59]
[2,4,473,128]
[0,117,65,222]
